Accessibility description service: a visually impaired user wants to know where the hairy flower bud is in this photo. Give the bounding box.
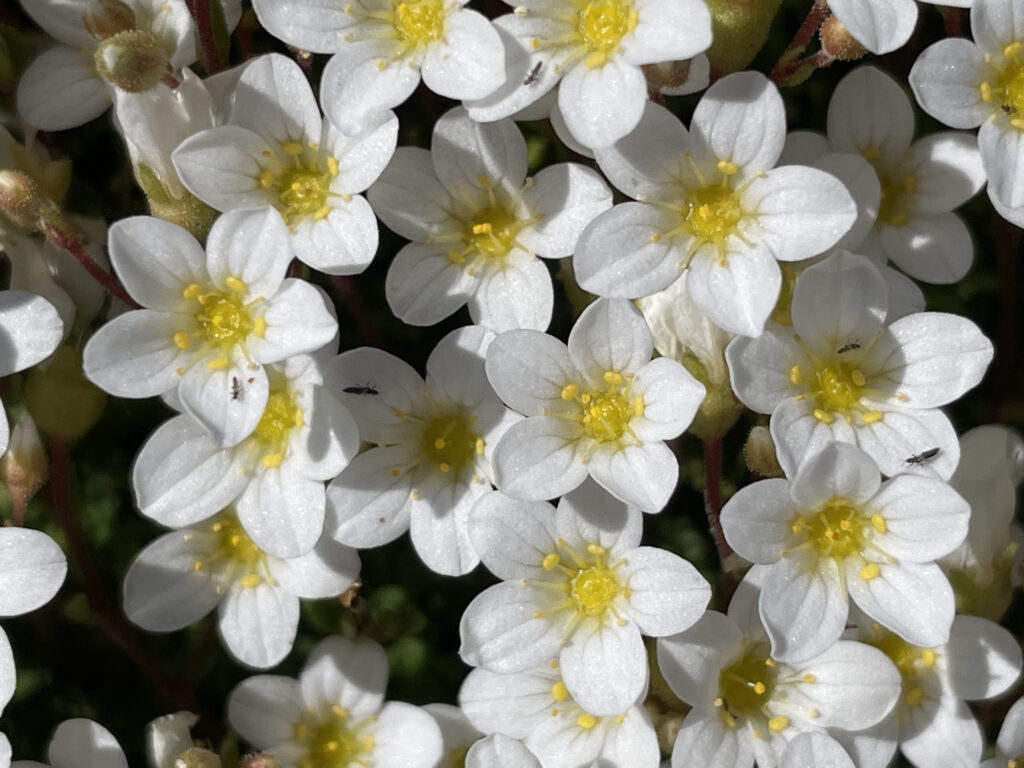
[0,414,47,520]
[83,0,137,40]
[819,14,867,62]
[94,30,168,93]
[24,346,107,442]
[704,0,783,76]
[0,170,46,230]
[743,425,783,478]
[239,753,280,768]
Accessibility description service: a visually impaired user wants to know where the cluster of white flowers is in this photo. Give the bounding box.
[1,0,1023,767]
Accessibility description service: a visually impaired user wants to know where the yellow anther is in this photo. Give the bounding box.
[191,560,203,572]
[764,658,776,667]
[434,437,446,450]
[225,276,246,292]
[173,331,191,349]
[813,409,834,423]
[327,156,339,176]
[283,141,304,155]
[240,573,261,588]
[207,356,229,370]
[651,233,661,243]
[851,369,866,387]
[259,169,274,188]
[576,713,597,730]
[603,370,622,384]
[839,520,852,531]
[861,410,883,424]
[390,468,400,477]
[254,317,267,337]
[716,160,738,175]
[475,437,485,455]
[533,610,542,618]
[753,682,766,694]
[713,697,724,707]
[439,462,450,473]
[871,514,887,533]
[561,384,579,401]
[981,81,994,102]
[633,396,644,416]
[551,681,569,701]
[1006,42,1022,58]
[860,563,880,580]
[905,687,923,707]
[183,283,203,300]
[314,205,330,220]
[808,708,819,718]
[472,222,492,235]
[542,553,560,570]
[802,673,815,683]
[789,365,802,385]
[262,452,284,468]
[922,649,936,667]
[768,716,789,732]
[587,544,606,555]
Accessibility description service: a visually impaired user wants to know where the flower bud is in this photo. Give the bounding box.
[642,60,691,93]
[94,30,169,93]
[24,346,107,442]
[0,170,46,231]
[819,14,867,62]
[239,753,280,768]
[0,413,47,519]
[176,748,221,768]
[136,164,219,243]
[743,425,783,478]
[83,0,137,40]
[704,0,783,77]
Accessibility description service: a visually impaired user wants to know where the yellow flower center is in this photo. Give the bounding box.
[258,143,339,229]
[394,0,445,43]
[577,0,638,67]
[716,644,777,728]
[683,184,744,242]
[865,156,916,227]
[980,41,1024,127]
[174,277,265,371]
[533,540,627,626]
[867,627,937,710]
[249,383,304,469]
[792,497,874,559]
[788,353,884,427]
[189,514,268,589]
[446,201,531,275]
[294,705,374,768]
[571,564,621,616]
[560,371,644,446]
[195,292,252,343]
[419,410,482,475]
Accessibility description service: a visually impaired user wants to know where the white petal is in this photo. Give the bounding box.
[556,478,642,552]
[250,0,351,53]
[172,126,274,212]
[945,615,1023,700]
[687,245,780,338]
[900,698,982,768]
[385,242,474,327]
[971,0,1024,52]
[725,330,804,414]
[814,152,882,251]
[516,162,612,258]
[845,560,955,647]
[720,479,796,563]
[619,546,711,636]
[593,101,690,200]
[459,581,565,672]
[853,406,960,480]
[368,147,457,241]
[178,351,269,448]
[781,733,855,768]
[425,324,495,407]
[908,39,990,129]
[300,635,387,717]
[870,474,968,562]
[558,59,647,149]
[320,40,421,135]
[47,720,127,768]
[218,583,299,669]
[369,702,444,767]
[231,52,321,147]
[469,491,558,580]
[247,279,338,364]
[827,0,917,54]
[0,291,63,377]
[789,441,881,509]
[492,416,588,501]
[770,396,859,480]
[409,480,482,576]
[107,217,207,311]
[568,298,652,378]
[291,383,360,481]
[908,132,986,213]
[982,118,1024,211]
[458,666,551,738]
[468,253,553,332]
[629,357,704,442]
[0,528,66,617]
[621,0,712,64]
[327,446,414,547]
[206,207,291,300]
[657,611,741,706]
[432,107,527,208]
[420,9,505,100]
[235,469,325,558]
[327,347,425,441]
[326,111,399,193]
[17,47,109,131]
[827,66,915,161]
[587,441,678,512]
[269,535,359,599]
[0,627,12,714]
[760,554,848,663]
[227,675,305,748]
[671,711,751,768]
[561,620,647,716]
[878,214,974,284]
[485,330,576,415]
[996,696,1024,756]
[83,310,185,398]
[466,734,541,768]
[292,195,378,276]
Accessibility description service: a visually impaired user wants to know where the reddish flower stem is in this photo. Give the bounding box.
[703,436,732,568]
[770,0,829,83]
[184,0,224,73]
[44,226,141,309]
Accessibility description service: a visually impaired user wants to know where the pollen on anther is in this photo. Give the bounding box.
[439,462,450,473]
[753,682,766,695]
[561,383,579,401]
[551,681,569,701]
[981,81,994,101]
[576,713,597,730]
[254,317,267,337]
[789,365,801,385]
[542,553,560,570]
[651,233,661,243]
[860,563,880,580]
[390,468,400,477]
[871,513,886,533]
[173,331,191,349]
[921,648,936,667]
[802,673,815,683]
[861,410,882,424]
[208,356,229,370]
[813,409,834,423]
[768,716,789,732]
[633,396,644,416]
[716,159,738,175]
[259,170,274,188]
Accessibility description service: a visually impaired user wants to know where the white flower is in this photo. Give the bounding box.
[326,325,519,576]
[173,53,398,275]
[16,0,200,131]
[725,250,994,481]
[656,571,902,768]
[981,695,1024,768]
[721,442,969,662]
[779,733,855,768]
[132,354,359,559]
[848,613,1022,768]
[460,659,661,768]
[459,481,710,716]
[0,527,66,718]
[83,207,338,448]
[252,0,505,135]
[423,703,482,768]
[227,636,443,768]
[466,735,542,768]
[10,719,128,768]
[485,297,705,511]
[0,290,63,454]
[465,0,712,149]
[573,73,857,337]
[784,65,985,285]
[825,0,968,56]
[368,106,611,332]
[123,508,360,668]
[909,0,1024,224]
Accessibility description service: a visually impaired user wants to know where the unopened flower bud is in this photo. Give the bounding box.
[744,425,783,478]
[0,414,47,520]
[819,14,867,62]
[83,0,137,40]
[24,346,106,442]
[176,748,221,768]
[94,30,169,93]
[642,60,691,92]
[0,170,46,231]
[239,753,280,768]
[705,0,783,76]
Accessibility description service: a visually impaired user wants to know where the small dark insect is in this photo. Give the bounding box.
[1003,104,1018,116]
[343,384,380,396]
[905,447,940,465]
[247,377,254,384]
[836,341,861,354]
[524,61,542,86]
[230,377,241,400]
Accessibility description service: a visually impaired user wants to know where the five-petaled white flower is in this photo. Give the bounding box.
[827,0,968,56]
[726,250,994,481]
[459,481,710,716]
[721,441,969,662]
[173,53,398,275]
[485,297,704,511]
[368,106,611,332]
[573,72,857,337]
[252,0,505,136]
[83,207,338,448]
